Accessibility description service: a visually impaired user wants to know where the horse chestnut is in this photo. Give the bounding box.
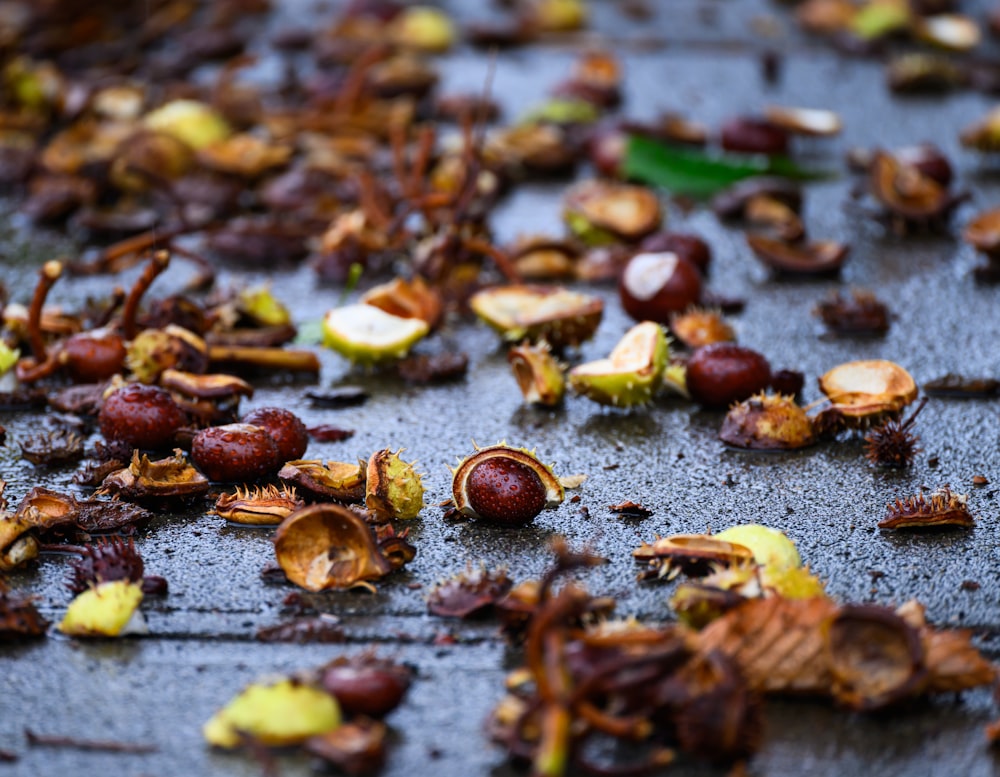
[639,232,712,275]
[686,343,772,409]
[241,407,308,462]
[99,383,187,450]
[192,423,282,483]
[452,444,564,526]
[619,251,702,324]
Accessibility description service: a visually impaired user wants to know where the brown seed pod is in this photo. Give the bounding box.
[0,586,48,641]
[318,654,413,718]
[633,534,754,580]
[273,503,397,592]
[814,290,891,336]
[879,486,975,529]
[211,485,304,525]
[864,397,926,468]
[98,450,210,502]
[826,604,927,711]
[19,429,84,467]
[278,459,366,503]
[719,393,815,450]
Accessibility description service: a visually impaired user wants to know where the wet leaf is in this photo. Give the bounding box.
[622,135,829,198]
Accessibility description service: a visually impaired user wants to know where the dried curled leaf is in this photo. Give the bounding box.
[697,596,836,696]
[427,566,513,618]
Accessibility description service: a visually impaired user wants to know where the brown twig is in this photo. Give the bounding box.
[121,250,170,339]
[25,728,157,754]
[27,260,63,361]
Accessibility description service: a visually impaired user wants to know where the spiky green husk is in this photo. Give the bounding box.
[366,449,425,520]
[203,678,340,749]
[322,305,428,365]
[508,342,565,406]
[569,321,669,407]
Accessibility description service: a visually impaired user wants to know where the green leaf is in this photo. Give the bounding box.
[622,135,830,199]
[294,320,324,346]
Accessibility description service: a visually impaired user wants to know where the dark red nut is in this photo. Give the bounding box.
[99,383,187,450]
[467,456,548,526]
[639,231,712,275]
[64,331,126,383]
[686,343,772,409]
[619,251,703,324]
[241,407,308,462]
[769,369,805,397]
[321,660,412,718]
[720,117,789,156]
[586,122,628,178]
[191,423,282,483]
[895,143,953,187]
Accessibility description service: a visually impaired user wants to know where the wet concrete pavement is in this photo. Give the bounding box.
[2,1,1000,775]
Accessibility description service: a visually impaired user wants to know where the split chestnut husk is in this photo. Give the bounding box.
[452,444,564,526]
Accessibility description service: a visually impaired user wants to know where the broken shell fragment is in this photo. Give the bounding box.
[879,486,974,529]
[507,341,565,406]
[746,234,849,276]
[360,276,443,330]
[58,579,146,638]
[963,207,1000,257]
[633,534,754,580]
[365,449,425,521]
[470,285,603,348]
[322,304,429,365]
[670,308,735,350]
[563,179,662,244]
[278,460,366,503]
[569,320,669,407]
[869,151,950,219]
[815,359,917,431]
[212,485,304,526]
[273,504,397,591]
[763,105,842,137]
[913,14,981,52]
[826,605,927,711]
[98,450,210,502]
[961,107,1000,152]
[452,444,564,526]
[203,678,340,749]
[719,393,815,450]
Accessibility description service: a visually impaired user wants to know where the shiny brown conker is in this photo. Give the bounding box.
[619,251,703,324]
[686,343,772,409]
[241,407,309,462]
[98,383,187,450]
[191,423,282,483]
[639,231,712,275]
[720,117,790,155]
